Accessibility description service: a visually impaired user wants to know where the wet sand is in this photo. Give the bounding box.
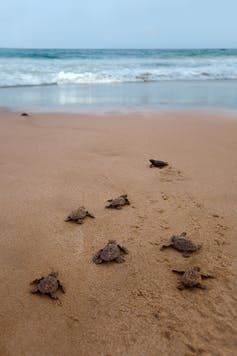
[0,111,236,356]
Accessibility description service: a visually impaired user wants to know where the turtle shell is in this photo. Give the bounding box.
[107,195,129,208]
[38,275,59,294]
[68,207,87,220]
[171,235,199,252]
[100,241,120,261]
[149,159,168,168]
[181,267,202,287]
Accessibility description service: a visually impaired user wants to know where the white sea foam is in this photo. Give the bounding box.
[0,52,237,87]
[55,71,123,84]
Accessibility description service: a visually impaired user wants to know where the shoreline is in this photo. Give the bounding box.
[1,107,237,120]
[1,79,237,114]
[0,110,236,355]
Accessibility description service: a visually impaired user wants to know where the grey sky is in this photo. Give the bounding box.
[0,0,236,48]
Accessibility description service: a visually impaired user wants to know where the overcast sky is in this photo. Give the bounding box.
[0,0,236,49]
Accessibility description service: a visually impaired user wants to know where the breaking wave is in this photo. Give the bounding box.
[0,48,237,88]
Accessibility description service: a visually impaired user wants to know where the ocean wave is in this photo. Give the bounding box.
[54,71,123,84]
[0,51,237,87]
[1,70,237,88]
[34,66,237,85]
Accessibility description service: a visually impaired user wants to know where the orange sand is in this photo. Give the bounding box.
[0,111,236,356]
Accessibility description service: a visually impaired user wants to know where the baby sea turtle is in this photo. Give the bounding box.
[30,272,65,299]
[106,194,130,209]
[172,266,214,290]
[161,232,202,257]
[93,240,129,264]
[65,206,95,224]
[149,159,168,168]
[21,112,29,117]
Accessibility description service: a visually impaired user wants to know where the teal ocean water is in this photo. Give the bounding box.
[0,48,237,112]
[1,48,237,86]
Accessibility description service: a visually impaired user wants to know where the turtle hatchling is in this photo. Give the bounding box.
[149,159,168,168]
[172,266,214,290]
[161,232,202,257]
[30,272,65,299]
[93,240,129,264]
[106,194,130,209]
[65,206,95,224]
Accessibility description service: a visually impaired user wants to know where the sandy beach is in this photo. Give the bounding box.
[0,110,236,356]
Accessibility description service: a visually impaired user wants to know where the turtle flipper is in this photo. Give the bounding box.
[30,277,43,285]
[182,251,191,257]
[92,250,103,264]
[31,286,39,294]
[115,256,125,263]
[87,212,95,218]
[177,282,185,290]
[160,244,172,250]
[76,219,84,224]
[64,216,71,222]
[196,283,207,290]
[172,269,185,275]
[117,245,129,254]
[50,292,59,299]
[58,281,66,293]
[30,277,42,285]
[105,203,113,208]
[94,257,103,264]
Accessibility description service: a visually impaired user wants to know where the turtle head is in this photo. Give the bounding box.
[192,266,201,272]
[120,194,128,199]
[108,239,116,244]
[171,235,178,243]
[49,272,58,278]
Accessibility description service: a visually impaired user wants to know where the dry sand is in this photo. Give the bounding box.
[0,111,236,356]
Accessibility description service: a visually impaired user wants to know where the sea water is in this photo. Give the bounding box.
[0,48,237,112]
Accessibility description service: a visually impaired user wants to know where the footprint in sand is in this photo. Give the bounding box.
[130,225,140,229]
[216,223,228,231]
[149,199,159,204]
[161,193,170,201]
[159,166,187,182]
[214,223,229,238]
[214,238,226,246]
[161,192,177,202]
[160,220,170,230]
